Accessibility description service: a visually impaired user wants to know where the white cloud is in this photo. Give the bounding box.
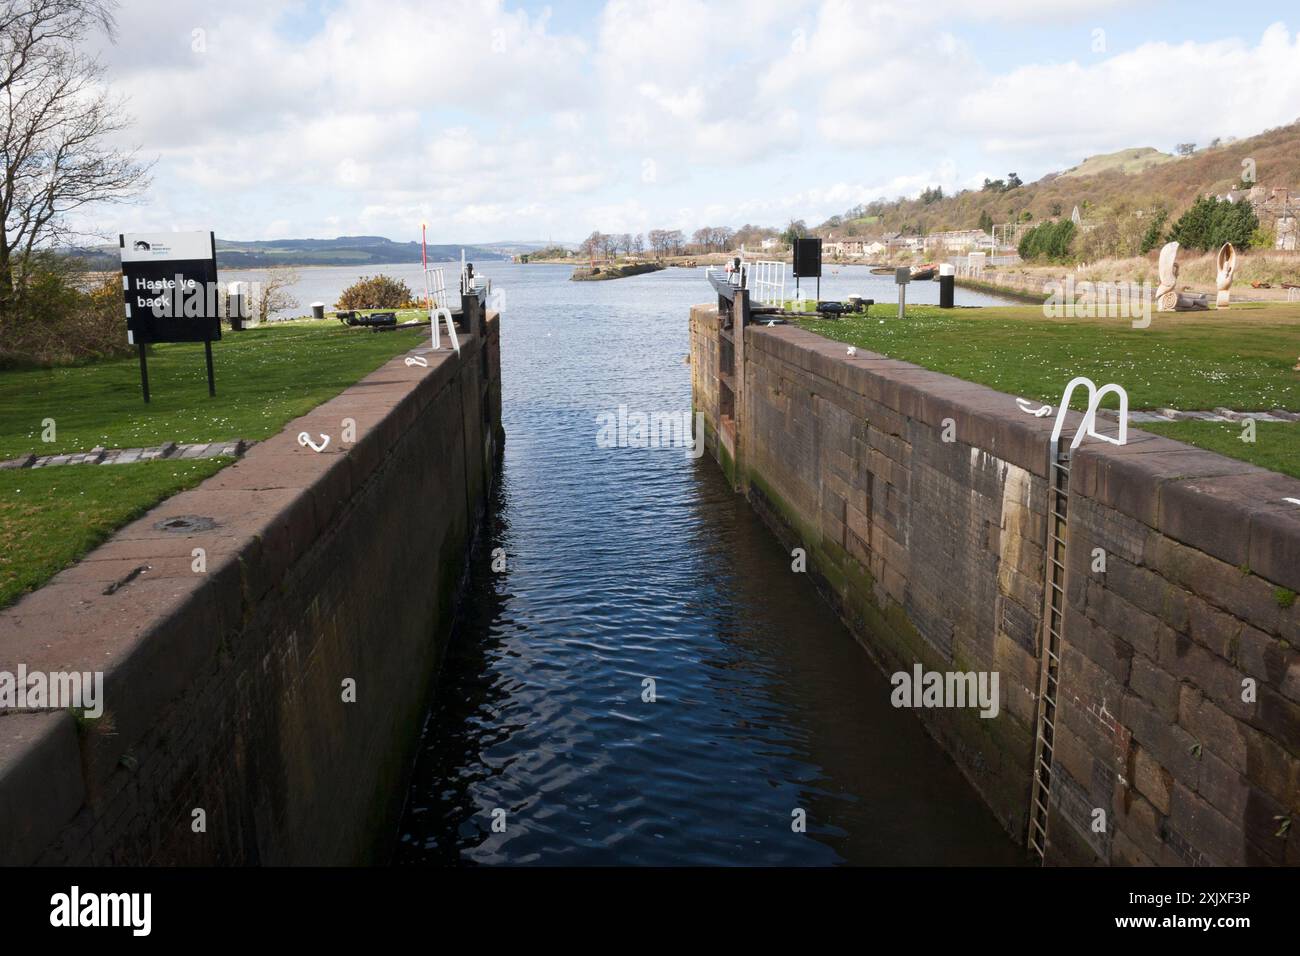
[956,23,1300,155]
[67,1,1300,243]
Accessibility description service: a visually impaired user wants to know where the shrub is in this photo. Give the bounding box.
[1018,219,1076,261]
[336,274,416,310]
[1167,195,1258,252]
[1250,225,1277,250]
[1139,209,1169,253]
[0,260,132,368]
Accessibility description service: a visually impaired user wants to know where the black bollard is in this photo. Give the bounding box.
[938,264,955,309]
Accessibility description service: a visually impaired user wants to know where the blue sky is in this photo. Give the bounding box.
[84,0,1300,245]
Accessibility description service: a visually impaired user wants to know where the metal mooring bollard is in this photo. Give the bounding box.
[939,263,955,309]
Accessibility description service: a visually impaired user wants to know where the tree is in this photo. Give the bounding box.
[1,0,150,322]
[920,185,944,205]
[246,266,299,324]
[1139,207,1168,253]
[1017,220,1076,262]
[1166,195,1258,251]
[781,219,807,245]
[1006,172,1023,189]
[580,230,608,259]
[977,210,994,234]
[733,223,777,248]
[1175,142,1196,156]
[646,228,684,257]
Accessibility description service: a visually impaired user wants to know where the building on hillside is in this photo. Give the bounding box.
[863,240,888,258]
[760,237,780,251]
[918,229,993,252]
[837,239,869,258]
[885,233,924,254]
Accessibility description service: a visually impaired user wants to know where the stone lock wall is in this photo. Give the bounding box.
[690,302,1300,865]
[1055,442,1300,865]
[0,313,503,865]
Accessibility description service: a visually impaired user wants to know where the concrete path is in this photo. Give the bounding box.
[0,439,249,470]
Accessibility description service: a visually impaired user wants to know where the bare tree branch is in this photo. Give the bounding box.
[1,0,144,320]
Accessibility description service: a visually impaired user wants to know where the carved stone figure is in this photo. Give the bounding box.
[1216,241,1237,308]
[1155,241,1209,312]
[1156,241,1179,312]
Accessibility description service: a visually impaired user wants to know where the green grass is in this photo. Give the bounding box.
[0,458,228,608]
[797,301,1300,473]
[1139,420,1300,479]
[0,319,427,606]
[0,318,426,459]
[799,302,1300,410]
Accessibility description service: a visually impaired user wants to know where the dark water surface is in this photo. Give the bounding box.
[393,264,1024,865]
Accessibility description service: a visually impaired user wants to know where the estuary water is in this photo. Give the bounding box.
[368,262,1023,865]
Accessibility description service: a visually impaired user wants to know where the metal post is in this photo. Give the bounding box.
[939,263,955,309]
[138,343,150,404]
[204,339,216,396]
[898,282,906,320]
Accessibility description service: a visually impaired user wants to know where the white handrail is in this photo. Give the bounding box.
[1051,376,1128,449]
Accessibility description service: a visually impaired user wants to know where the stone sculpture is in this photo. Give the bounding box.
[1216,241,1237,308]
[1155,241,1209,312]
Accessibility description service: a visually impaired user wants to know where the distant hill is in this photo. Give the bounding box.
[68,235,511,270]
[1059,147,1178,178]
[479,239,578,256]
[821,121,1300,239]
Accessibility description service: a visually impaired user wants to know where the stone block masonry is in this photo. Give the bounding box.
[0,312,503,865]
[690,300,1300,865]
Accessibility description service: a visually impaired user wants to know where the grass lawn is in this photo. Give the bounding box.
[0,318,428,607]
[797,300,1300,473]
[0,317,427,459]
[0,458,228,608]
[1139,420,1300,480]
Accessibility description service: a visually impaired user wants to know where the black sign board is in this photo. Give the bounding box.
[792,237,822,278]
[119,231,220,402]
[792,236,822,302]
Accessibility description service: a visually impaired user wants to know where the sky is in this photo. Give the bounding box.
[79,0,1300,245]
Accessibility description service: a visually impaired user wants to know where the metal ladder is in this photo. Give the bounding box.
[1028,438,1070,862]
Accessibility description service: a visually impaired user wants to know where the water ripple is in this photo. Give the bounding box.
[394,264,1023,866]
